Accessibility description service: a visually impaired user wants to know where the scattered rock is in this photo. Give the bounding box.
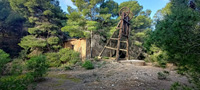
[35,61,190,90]
[111,84,114,87]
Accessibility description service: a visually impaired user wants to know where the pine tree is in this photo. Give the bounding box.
[145,0,200,88]
[0,0,26,56]
[9,0,66,57]
[100,0,118,17]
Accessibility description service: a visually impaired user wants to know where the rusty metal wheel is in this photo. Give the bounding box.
[128,11,133,20]
[119,7,130,17]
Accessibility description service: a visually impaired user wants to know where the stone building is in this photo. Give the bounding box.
[64,35,110,60]
[64,38,88,60]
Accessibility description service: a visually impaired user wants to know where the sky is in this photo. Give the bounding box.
[58,0,170,18]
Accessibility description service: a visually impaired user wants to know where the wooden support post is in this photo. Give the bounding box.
[116,14,124,61]
[126,24,131,60]
[110,40,112,57]
[126,37,129,60]
[126,22,128,36]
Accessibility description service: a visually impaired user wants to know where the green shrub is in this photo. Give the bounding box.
[170,82,181,90]
[26,55,48,79]
[59,48,77,62]
[170,82,193,90]
[45,48,80,67]
[0,73,34,90]
[0,49,10,76]
[82,60,94,70]
[59,48,71,62]
[64,66,72,70]
[58,48,80,65]
[157,71,170,80]
[157,72,167,80]
[45,52,61,67]
[10,59,25,75]
[60,64,73,70]
[145,45,168,68]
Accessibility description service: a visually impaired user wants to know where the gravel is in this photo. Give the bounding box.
[35,61,190,90]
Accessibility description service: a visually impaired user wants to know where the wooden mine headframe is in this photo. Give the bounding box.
[98,7,133,61]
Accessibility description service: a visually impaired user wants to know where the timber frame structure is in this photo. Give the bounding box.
[98,7,133,61]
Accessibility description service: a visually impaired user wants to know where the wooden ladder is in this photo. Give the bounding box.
[98,12,131,61]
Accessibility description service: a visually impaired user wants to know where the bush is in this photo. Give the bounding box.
[82,60,94,70]
[157,72,167,80]
[0,49,10,76]
[0,73,34,90]
[59,48,80,64]
[45,52,61,67]
[45,48,80,67]
[170,82,193,90]
[64,66,72,70]
[60,64,73,70]
[26,55,48,79]
[145,45,168,68]
[10,59,25,75]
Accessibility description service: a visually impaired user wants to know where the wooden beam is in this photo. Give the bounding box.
[105,46,117,50]
[110,38,127,43]
[105,46,127,52]
[120,49,127,52]
[110,38,118,40]
[121,41,127,43]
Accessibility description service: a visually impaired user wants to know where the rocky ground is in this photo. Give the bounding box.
[35,61,190,90]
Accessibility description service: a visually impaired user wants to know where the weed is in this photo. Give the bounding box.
[103,57,109,59]
[157,72,167,80]
[82,60,94,70]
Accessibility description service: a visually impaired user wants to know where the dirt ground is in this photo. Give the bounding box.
[35,61,190,90]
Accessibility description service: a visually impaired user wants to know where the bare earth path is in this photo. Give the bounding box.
[35,61,189,90]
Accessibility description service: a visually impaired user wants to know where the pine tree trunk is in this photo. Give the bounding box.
[90,30,93,58]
